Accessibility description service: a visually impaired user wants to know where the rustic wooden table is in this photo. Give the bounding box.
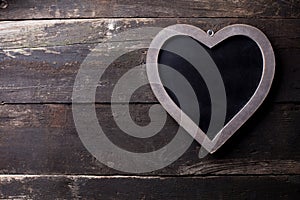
[0,0,299,199]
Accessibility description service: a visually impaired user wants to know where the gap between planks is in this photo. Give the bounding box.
[0,174,299,180]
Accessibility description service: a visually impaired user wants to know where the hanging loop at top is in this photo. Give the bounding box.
[0,0,8,9]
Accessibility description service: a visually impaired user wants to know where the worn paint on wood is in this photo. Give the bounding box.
[0,19,299,103]
[0,0,299,199]
[0,18,299,49]
[0,175,299,199]
[0,103,299,175]
[0,0,299,19]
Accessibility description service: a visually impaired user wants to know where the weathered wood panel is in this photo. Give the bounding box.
[0,18,299,49]
[0,19,299,103]
[0,0,299,19]
[0,103,299,175]
[0,175,299,199]
[0,47,299,103]
[0,1,299,198]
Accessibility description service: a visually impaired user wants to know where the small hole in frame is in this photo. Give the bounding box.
[207,30,214,37]
[0,0,8,9]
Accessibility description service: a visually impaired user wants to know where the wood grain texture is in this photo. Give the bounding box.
[0,18,299,49]
[0,103,299,175]
[0,47,299,103]
[0,19,299,103]
[0,175,299,199]
[0,1,299,198]
[0,0,299,19]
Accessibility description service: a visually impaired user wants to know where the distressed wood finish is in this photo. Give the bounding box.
[0,175,299,199]
[0,19,299,103]
[0,18,299,49]
[0,103,299,175]
[0,0,300,199]
[0,0,299,19]
[0,47,299,103]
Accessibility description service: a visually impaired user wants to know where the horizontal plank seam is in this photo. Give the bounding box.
[1,16,300,22]
[1,44,298,51]
[0,40,152,50]
[0,102,159,105]
[1,17,300,24]
[1,102,300,105]
[0,174,299,179]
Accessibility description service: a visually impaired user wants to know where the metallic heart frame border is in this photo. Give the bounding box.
[146,24,275,153]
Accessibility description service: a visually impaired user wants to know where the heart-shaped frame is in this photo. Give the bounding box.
[146,24,275,153]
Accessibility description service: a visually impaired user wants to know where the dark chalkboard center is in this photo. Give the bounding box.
[158,35,263,138]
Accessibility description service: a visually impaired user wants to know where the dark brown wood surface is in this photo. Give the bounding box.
[0,0,299,199]
[0,0,299,19]
[0,19,299,103]
[0,175,299,199]
[0,103,299,175]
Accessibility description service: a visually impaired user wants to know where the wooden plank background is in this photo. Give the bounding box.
[0,0,299,199]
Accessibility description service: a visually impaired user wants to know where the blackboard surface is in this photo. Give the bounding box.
[159,35,263,136]
[0,0,299,199]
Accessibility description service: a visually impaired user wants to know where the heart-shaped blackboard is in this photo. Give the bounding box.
[146,24,275,153]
